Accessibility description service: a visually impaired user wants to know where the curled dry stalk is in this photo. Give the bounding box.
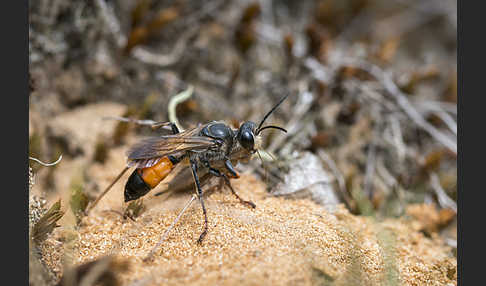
[29,154,63,167]
[168,85,194,132]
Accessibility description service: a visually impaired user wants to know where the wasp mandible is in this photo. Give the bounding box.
[88,94,289,243]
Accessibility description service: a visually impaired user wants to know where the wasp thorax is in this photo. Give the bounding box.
[237,121,256,151]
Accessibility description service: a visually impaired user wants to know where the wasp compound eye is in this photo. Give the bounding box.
[240,131,254,150]
[237,121,256,150]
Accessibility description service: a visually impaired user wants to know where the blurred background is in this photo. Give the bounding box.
[29,0,457,279]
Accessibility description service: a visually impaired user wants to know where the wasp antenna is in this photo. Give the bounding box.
[256,93,290,134]
[266,150,278,162]
[256,125,287,135]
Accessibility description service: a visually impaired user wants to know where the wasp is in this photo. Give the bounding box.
[88,94,289,243]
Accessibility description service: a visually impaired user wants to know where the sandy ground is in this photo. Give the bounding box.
[39,168,455,286]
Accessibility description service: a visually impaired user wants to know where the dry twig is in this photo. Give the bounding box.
[337,57,457,154]
[131,27,198,67]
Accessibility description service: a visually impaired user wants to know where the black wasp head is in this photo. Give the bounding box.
[236,94,290,152]
[237,121,256,152]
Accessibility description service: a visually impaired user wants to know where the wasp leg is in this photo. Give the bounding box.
[151,121,179,133]
[103,116,180,132]
[169,122,180,134]
[87,166,131,214]
[205,163,256,209]
[190,159,209,244]
[223,175,256,208]
[224,159,240,179]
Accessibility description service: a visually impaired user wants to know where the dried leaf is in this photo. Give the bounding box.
[70,176,89,224]
[31,200,64,244]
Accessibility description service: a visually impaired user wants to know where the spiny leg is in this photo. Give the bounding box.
[224,159,240,179]
[190,158,209,244]
[144,194,197,261]
[223,159,255,208]
[103,116,180,132]
[206,163,256,209]
[87,166,130,214]
[168,122,180,134]
[222,174,256,208]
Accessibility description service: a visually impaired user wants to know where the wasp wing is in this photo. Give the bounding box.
[126,125,218,168]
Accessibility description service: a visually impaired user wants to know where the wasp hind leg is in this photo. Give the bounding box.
[104,116,180,133]
[87,166,131,213]
[207,163,256,209]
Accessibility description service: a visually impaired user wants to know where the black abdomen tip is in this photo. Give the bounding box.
[124,170,151,202]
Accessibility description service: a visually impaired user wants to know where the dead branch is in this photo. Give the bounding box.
[363,137,377,200]
[94,0,126,47]
[337,57,457,154]
[417,102,457,135]
[131,26,198,67]
[430,173,457,213]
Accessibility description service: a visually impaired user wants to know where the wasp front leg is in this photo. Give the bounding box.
[224,159,240,179]
[205,161,256,209]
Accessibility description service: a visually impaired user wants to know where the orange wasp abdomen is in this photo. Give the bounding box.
[124,157,176,202]
[138,157,174,188]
